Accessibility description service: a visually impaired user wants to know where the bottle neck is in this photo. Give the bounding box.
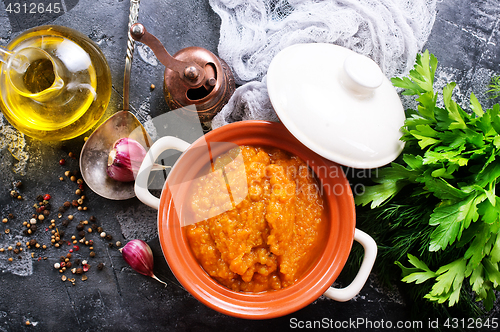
[7,47,65,102]
[0,46,13,65]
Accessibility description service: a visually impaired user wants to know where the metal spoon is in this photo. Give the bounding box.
[80,111,152,200]
[80,0,146,200]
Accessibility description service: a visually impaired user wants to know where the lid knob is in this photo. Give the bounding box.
[342,53,383,96]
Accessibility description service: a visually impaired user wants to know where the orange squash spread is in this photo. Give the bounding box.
[186,146,326,293]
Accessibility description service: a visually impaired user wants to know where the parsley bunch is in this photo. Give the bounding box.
[356,50,500,310]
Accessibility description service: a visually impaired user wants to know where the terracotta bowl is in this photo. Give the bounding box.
[135,120,359,319]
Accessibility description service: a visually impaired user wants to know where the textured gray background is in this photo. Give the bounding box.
[0,0,499,331]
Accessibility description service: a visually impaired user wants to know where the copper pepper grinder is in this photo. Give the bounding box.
[130,23,235,122]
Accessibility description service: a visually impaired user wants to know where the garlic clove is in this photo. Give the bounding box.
[120,239,167,286]
[106,137,147,182]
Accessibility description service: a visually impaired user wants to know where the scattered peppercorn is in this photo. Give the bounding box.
[97,263,104,270]
[59,159,66,165]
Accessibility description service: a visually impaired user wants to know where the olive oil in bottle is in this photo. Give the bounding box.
[0,25,112,141]
[23,58,56,94]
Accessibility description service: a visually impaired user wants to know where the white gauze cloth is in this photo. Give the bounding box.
[210,0,437,128]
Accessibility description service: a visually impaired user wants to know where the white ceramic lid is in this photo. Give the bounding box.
[266,43,405,169]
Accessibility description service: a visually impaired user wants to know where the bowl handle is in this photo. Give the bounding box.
[323,228,377,302]
[134,136,191,210]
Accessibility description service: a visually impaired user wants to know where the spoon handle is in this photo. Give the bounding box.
[123,0,141,111]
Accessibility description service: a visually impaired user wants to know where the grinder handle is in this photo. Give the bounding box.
[130,23,206,87]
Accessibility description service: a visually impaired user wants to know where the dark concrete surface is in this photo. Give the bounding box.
[0,1,499,331]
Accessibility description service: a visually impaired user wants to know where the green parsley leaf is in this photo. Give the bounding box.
[463,223,494,275]
[355,163,418,208]
[429,194,486,251]
[391,76,425,95]
[396,254,438,284]
[483,258,500,288]
[423,178,468,200]
[470,264,486,298]
[476,198,500,224]
[490,233,500,264]
[443,83,467,130]
[416,91,437,121]
[470,92,484,117]
[489,104,500,134]
[425,258,466,306]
